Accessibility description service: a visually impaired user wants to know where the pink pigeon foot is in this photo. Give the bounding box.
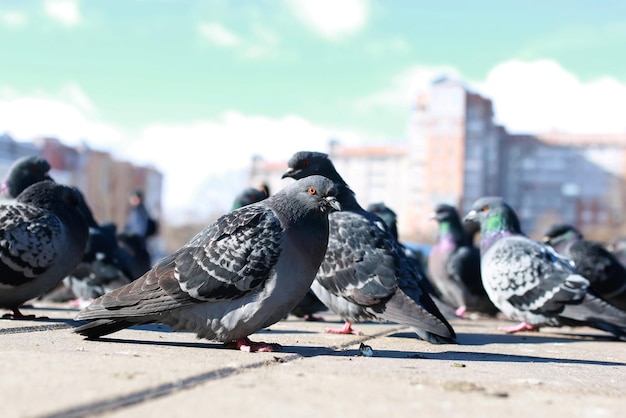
[455,305,467,318]
[325,321,362,335]
[224,337,282,352]
[499,321,538,333]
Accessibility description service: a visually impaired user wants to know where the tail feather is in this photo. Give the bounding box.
[381,289,457,344]
[74,318,140,339]
[560,293,626,341]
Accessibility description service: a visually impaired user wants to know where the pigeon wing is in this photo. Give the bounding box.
[77,205,283,319]
[0,204,62,286]
[316,211,397,306]
[486,237,587,315]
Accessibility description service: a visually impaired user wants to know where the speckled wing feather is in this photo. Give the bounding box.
[316,211,398,307]
[483,236,588,315]
[0,204,61,286]
[77,205,283,319]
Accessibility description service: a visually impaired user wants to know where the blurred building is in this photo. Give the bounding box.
[0,135,163,230]
[250,77,626,242]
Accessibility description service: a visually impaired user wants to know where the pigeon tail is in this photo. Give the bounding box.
[559,293,626,341]
[381,289,457,344]
[74,318,141,338]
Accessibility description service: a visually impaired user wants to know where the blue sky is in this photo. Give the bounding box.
[1,0,625,219]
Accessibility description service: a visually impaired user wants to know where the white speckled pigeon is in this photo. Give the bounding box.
[428,203,498,318]
[543,223,626,312]
[74,175,341,352]
[464,197,626,340]
[282,151,456,344]
[0,180,89,318]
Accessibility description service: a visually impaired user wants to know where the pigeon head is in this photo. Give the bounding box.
[282,151,345,185]
[367,202,398,240]
[232,187,267,210]
[542,223,583,246]
[281,175,341,215]
[463,197,522,235]
[282,151,360,211]
[1,155,53,198]
[430,203,459,222]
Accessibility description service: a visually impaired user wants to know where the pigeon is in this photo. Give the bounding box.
[0,180,89,318]
[232,186,327,321]
[74,175,341,352]
[367,201,441,304]
[428,203,498,318]
[464,197,626,339]
[1,155,151,299]
[542,224,626,311]
[282,151,456,344]
[231,187,268,210]
[1,155,53,200]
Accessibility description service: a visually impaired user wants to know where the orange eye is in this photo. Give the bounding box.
[482,205,489,211]
[302,160,310,168]
[308,186,317,195]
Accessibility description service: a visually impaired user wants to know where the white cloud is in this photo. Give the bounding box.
[129,112,361,217]
[0,86,361,222]
[475,60,626,134]
[0,11,27,27]
[0,84,121,146]
[198,22,279,58]
[198,22,241,47]
[44,0,81,27]
[286,0,369,40]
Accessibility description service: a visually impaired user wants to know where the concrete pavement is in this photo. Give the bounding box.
[1,301,625,418]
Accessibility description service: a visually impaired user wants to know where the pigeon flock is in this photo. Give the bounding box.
[1,152,626,352]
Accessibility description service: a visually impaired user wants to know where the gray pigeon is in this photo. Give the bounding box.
[282,151,457,344]
[0,180,89,318]
[428,203,498,318]
[464,197,626,340]
[74,175,341,352]
[542,224,626,311]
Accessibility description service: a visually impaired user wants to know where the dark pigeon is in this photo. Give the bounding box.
[428,203,498,318]
[282,151,456,344]
[1,155,151,300]
[1,155,53,199]
[74,176,341,352]
[0,181,89,318]
[367,201,442,308]
[464,197,626,340]
[231,187,268,210]
[543,224,626,311]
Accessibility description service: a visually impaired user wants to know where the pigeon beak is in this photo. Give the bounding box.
[463,210,477,222]
[324,196,341,212]
[282,169,295,179]
[429,212,437,220]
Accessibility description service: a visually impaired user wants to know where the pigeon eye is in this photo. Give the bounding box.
[482,205,489,211]
[307,186,317,195]
[302,160,310,168]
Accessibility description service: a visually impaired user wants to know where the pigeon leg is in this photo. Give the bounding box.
[224,337,283,352]
[455,305,467,318]
[325,321,362,335]
[1,308,37,320]
[498,321,538,333]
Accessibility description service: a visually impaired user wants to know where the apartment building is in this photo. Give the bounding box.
[0,135,163,230]
[249,77,626,243]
